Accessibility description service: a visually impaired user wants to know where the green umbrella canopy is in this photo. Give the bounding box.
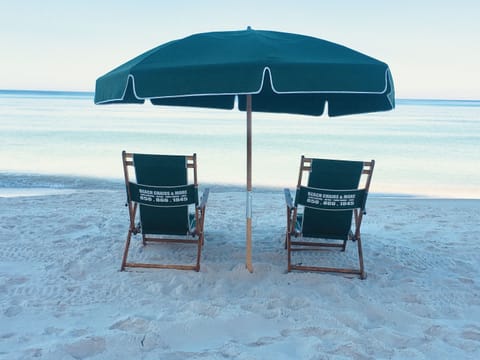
[95,28,395,116]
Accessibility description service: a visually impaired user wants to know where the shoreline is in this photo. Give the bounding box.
[2,187,480,201]
[2,169,480,200]
[1,183,479,201]
[3,187,480,200]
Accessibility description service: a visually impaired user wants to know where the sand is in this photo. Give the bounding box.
[1,189,479,359]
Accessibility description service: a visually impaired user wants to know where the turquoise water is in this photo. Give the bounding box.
[1,91,479,198]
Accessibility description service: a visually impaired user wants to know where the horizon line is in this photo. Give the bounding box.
[0,88,479,103]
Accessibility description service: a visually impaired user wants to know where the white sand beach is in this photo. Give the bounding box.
[1,189,479,359]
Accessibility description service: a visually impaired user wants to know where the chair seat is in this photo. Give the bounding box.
[294,214,350,240]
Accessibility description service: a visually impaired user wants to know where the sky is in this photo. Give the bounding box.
[1,0,479,100]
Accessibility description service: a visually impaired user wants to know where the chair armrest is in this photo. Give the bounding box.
[284,188,294,210]
[198,188,210,209]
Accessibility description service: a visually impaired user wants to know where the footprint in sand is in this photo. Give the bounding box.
[63,336,106,359]
[109,316,151,334]
[4,305,22,317]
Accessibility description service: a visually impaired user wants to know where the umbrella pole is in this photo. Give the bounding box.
[246,94,253,273]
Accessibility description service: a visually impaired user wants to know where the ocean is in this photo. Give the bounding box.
[1,90,479,198]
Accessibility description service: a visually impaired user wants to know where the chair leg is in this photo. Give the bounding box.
[121,229,134,271]
[287,232,292,272]
[357,236,366,280]
[200,209,206,246]
[285,207,294,250]
[195,233,203,272]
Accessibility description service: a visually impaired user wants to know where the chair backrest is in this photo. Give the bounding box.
[130,153,196,235]
[296,158,365,239]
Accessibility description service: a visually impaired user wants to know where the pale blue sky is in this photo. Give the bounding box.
[1,0,479,99]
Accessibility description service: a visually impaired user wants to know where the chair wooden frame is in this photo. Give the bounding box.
[285,156,374,279]
[121,151,209,272]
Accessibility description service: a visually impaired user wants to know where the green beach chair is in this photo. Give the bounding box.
[284,156,374,279]
[121,151,209,271]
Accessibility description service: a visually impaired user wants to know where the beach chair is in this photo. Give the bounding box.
[284,156,374,279]
[121,151,209,271]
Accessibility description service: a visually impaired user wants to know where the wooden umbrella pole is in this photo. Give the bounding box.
[246,94,253,273]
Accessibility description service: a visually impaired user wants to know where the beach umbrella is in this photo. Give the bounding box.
[95,27,395,272]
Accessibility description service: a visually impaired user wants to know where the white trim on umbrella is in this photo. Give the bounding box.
[96,68,393,105]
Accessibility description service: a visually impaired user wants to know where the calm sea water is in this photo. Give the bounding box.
[1,90,479,198]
